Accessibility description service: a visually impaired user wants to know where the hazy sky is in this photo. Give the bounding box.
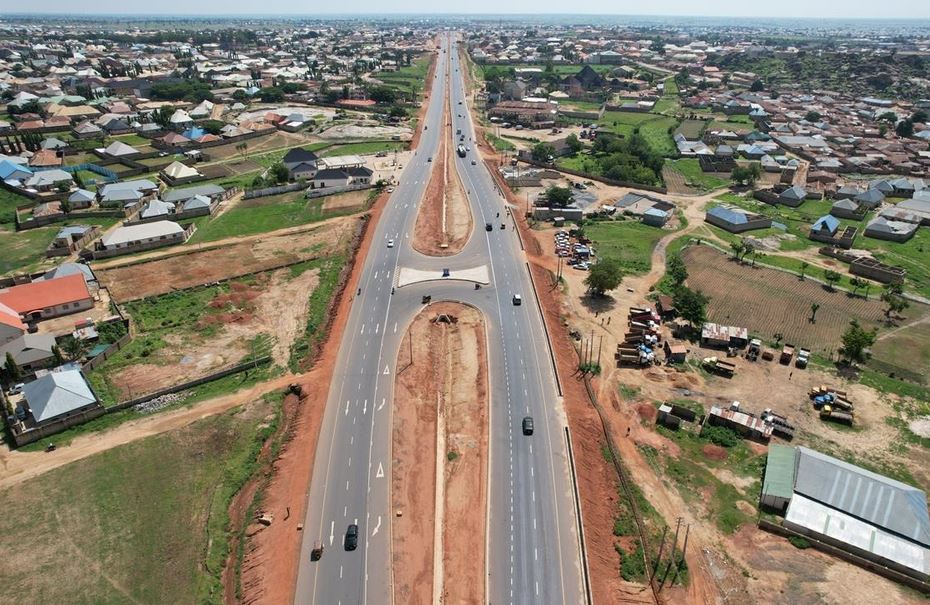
[7,1,930,19]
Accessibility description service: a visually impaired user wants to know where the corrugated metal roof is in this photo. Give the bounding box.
[786,494,930,576]
[795,447,930,546]
[762,444,797,501]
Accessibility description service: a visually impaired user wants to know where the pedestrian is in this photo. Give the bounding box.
[789,371,793,380]
[626,427,631,437]
[607,316,611,325]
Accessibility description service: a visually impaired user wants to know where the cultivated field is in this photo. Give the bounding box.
[0,398,277,605]
[682,245,929,354]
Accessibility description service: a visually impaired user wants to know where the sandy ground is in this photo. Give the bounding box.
[438,304,488,605]
[237,106,336,124]
[96,217,357,302]
[391,308,438,605]
[321,189,369,211]
[204,130,314,162]
[319,123,412,140]
[412,89,472,256]
[36,287,114,337]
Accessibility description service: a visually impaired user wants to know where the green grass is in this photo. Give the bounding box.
[289,253,348,371]
[665,159,729,191]
[586,219,669,275]
[0,187,30,227]
[639,116,679,156]
[0,396,280,604]
[322,141,405,157]
[485,132,516,151]
[113,133,150,146]
[188,193,328,244]
[0,218,120,276]
[662,76,679,95]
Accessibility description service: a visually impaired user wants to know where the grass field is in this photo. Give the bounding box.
[586,219,669,275]
[0,218,120,276]
[675,119,708,139]
[188,192,329,243]
[485,132,516,151]
[0,397,279,605]
[665,159,730,191]
[373,54,432,97]
[597,111,679,156]
[639,116,679,156]
[0,187,30,227]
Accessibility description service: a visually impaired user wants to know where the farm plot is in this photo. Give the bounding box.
[96,216,359,301]
[675,119,709,139]
[681,245,907,353]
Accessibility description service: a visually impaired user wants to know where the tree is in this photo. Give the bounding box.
[880,282,909,321]
[731,163,761,187]
[912,110,928,124]
[799,261,810,280]
[840,320,877,363]
[531,142,556,162]
[729,240,745,260]
[749,79,765,92]
[673,286,709,328]
[564,133,583,155]
[809,303,820,324]
[544,185,573,207]
[849,276,866,297]
[269,162,289,184]
[60,335,88,362]
[896,119,914,138]
[3,352,21,382]
[878,111,898,123]
[153,105,174,129]
[584,258,624,296]
[368,86,396,105]
[52,345,65,365]
[259,87,285,103]
[823,269,842,291]
[805,111,822,122]
[665,253,688,287]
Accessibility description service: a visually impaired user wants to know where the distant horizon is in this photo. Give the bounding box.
[2,6,930,21]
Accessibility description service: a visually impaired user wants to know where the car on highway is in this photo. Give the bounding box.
[471,160,477,165]
[427,157,432,162]
[522,416,534,435]
[387,187,395,193]
[512,294,522,306]
[344,524,359,551]
[387,239,394,248]
[485,223,493,231]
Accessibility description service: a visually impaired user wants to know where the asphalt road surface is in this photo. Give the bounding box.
[294,34,585,605]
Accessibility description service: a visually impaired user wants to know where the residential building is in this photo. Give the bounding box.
[705,205,772,233]
[0,273,94,322]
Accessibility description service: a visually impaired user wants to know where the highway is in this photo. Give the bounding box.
[295,34,585,605]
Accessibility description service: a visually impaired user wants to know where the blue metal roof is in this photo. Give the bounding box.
[707,205,747,224]
[812,214,840,234]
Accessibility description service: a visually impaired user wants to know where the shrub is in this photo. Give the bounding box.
[701,425,740,448]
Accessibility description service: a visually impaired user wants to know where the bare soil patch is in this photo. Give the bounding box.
[97,218,356,302]
[412,87,472,256]
[321,188,369,212]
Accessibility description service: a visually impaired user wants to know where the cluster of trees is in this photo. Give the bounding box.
[731,164,761,187]
[542,185,573,207]
[0,133,45,155]
[251,163,290,189]
[151,80,214,103]
[665,253,710,329]
[587,133,665,186]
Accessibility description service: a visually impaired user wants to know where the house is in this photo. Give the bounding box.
[779,185,807,207]
[72,120,103,139]
[864,216,919,242]
[759,445,930,582]
[0,273,93,322]
[0,302,26,345]
[10,367,105,445]
[830,198,865,220]
[283,147,319,179]
[67,189,96,208]
[0,333,57,375]
[138,199,176,220]
[706,405,772,442]
[855,188,885,209]
[24,169,73,191]
[99,220,188,253]
[180,195,214,217]
[705,205,772,233]
[809,215,857,249]
[642,207,670,227]
[160,161,202,184]
[162,183,224,204]
[169,109,193,128]
[46,224,96,256]
[663,341,687,364]
[102,140,141,158]
[896,198,930,225]
[98,179,158,207]
[0,159,33,183]
[307,166,373,190]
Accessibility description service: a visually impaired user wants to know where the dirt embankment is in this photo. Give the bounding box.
[391,302,489,605]
[231,194,385,605]
[412,72,473,257]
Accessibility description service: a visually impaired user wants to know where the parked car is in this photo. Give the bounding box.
[7,383,24,395]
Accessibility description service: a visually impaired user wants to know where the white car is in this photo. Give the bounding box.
[387,187,395,193]
[387,239,394,248]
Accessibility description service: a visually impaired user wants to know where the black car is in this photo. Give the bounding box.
[522,416,534,435]
[345,524,359,551]
[485,223,493,231]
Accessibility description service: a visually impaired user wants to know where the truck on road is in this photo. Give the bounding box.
[456,144,467,158]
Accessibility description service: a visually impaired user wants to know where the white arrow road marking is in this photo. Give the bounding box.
[378,397,386,411]
[344,400,350,416]
[383,365,390,375]
[372,515,382,536]
[375,323,380,334]
[329,520,335,545]
[362,399,368,414]
[376,462,385,478]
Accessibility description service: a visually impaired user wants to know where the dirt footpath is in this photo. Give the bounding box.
[412,71,472,256]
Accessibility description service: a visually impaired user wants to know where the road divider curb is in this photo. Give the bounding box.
[565,427,594,605]
[524,261,563,397]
